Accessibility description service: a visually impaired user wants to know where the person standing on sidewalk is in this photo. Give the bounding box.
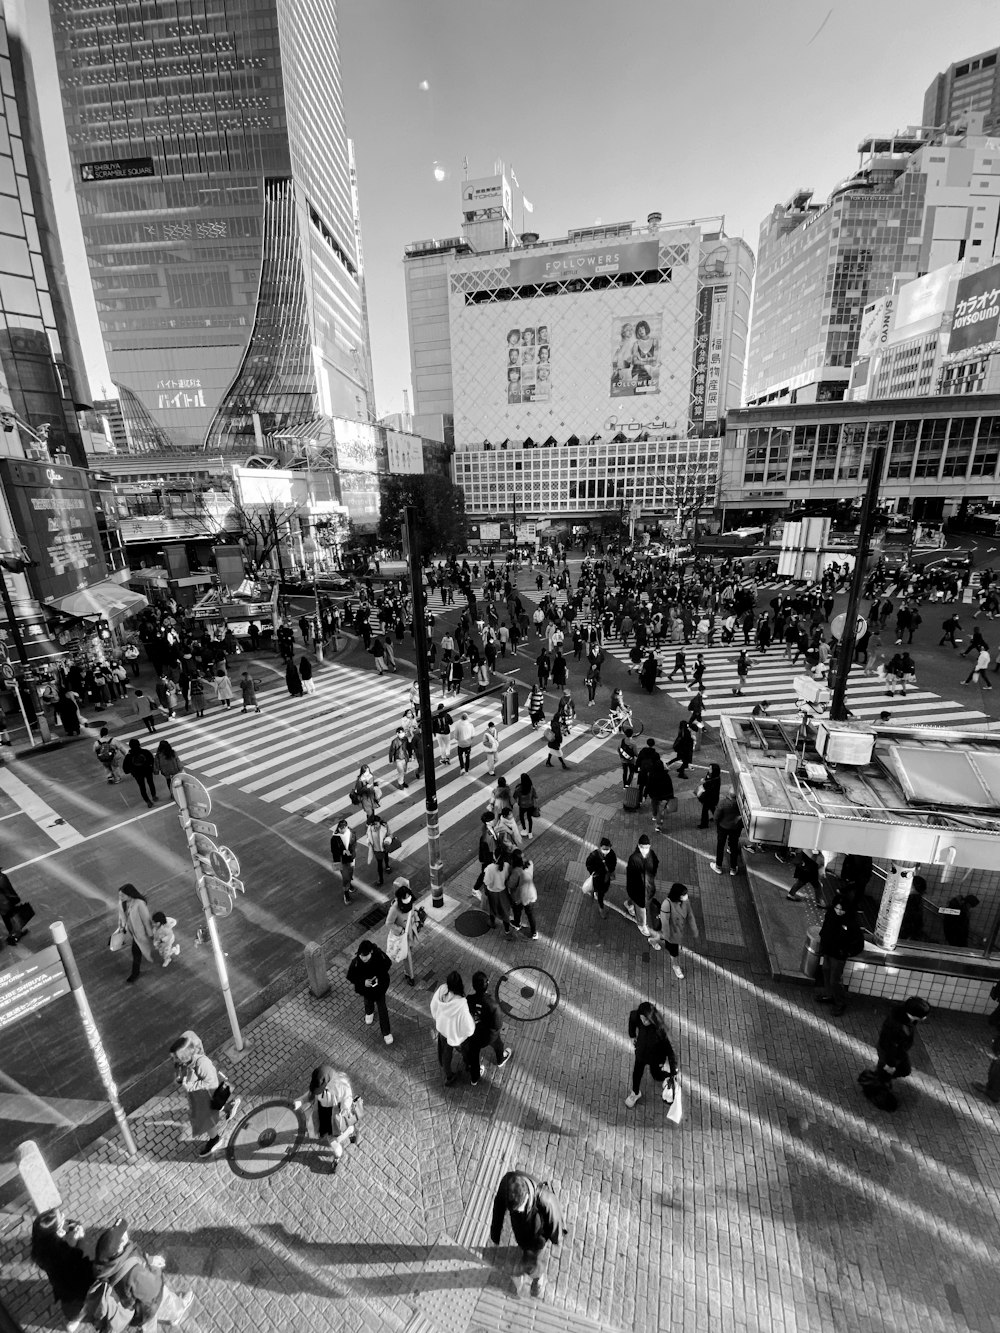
[709,788,743,875]
[507,850,539,939]
[696,763,721,829]
[483,851,513,935]
[346,939,394,1045]
[816,894,865,1016]
[657,882,699,979]
[430,970,477,1086]
[618,727,638,788]
[625,1001,679,1108]
[468,971,511,1083]
[331,818,357,903]
[625,835,659,938]
[292,1065,361,1173]
[169,1029,240,1157]
[585,837,617,919]
[454,712,475,773]
[30,1208,93,1333]
[489,1170,563,1299]
[91,1219,193,1330]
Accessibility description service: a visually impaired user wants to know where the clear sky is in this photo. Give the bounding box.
[340,0,1000,416]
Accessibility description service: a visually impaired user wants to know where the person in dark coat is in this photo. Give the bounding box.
[346,939,393,1044]
[123,738,157,808]
[625,1001,678,1108]
[875,996,930,1083]
[489,1170,563,1299]
[816,895,865,1015]
[92,1218,193,1329]
[666,720,695,778]
[710,788,743,875]
[697,763,721,829]
[299,654,314,694]
[625,835,659,937]
[647,757,674,830]
[584,837,617,919]
[0,866,28,945]
[635,738,659,804]
[536,649,551,690]
[467,970,511,1082]
[285,659,304,697]
[30,1208,93,1332]
[330,818,357,903]
[639,651,659,693]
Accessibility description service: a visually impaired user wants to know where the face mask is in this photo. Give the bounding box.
[639,845,649,856]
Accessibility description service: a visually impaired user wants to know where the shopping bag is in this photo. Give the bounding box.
[108,926,128,952]
[385,924,409,963]
[666,1081,683,1124]
[580,875,594,895]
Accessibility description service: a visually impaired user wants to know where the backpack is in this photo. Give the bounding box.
[87,1257,141,1333]
[97,739,115,766]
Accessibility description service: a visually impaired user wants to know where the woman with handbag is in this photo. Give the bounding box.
[292,1064,360,1174]
[506,850,539,940]
[169,1030,240,1158]
[385,878,421,984]
[115,883,155,984]
[625,1001,678,1109]
[351,764,381,822]
[511,773,539,840]
[331,818,357,903]
[696,763,721,830]
[366,815,394,887]
[657,882,700,981]
[544,715,569,770]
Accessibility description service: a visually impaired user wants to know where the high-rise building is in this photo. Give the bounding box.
[923,48,1000,134]
[48,0,374,452]
[745,123,1000,406]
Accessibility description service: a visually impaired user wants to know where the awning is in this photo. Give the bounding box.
[45,580,149,626]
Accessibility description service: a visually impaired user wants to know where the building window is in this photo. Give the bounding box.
[971,417,1000,477]
[942,418,975,477]
[914,419,947,478]
[887,420,918,479]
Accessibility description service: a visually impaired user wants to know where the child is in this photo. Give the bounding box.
[151,911,180,967]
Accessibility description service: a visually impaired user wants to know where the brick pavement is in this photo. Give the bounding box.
[4,667,1000,1331]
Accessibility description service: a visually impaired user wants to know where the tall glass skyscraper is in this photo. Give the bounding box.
[48,0,374,451]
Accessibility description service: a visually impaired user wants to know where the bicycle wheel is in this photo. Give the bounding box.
[592,718,614,739]
[632,719,645,736]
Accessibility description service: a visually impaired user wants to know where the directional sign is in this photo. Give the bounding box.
[208,848,232,884]
[205,880,234,917]
[830,613,868,642]
[190,819,218,838]
[177,774,211,818]
[229,877,245,896]
[1,664,14,681]
[220,847,240,878]
[0,946,70,1032]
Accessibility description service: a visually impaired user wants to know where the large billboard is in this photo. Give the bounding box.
[610,316,662,397]
[386,431,425,474]
[506,325,551,404]
[509,238,659,287]
[0,459,107,604]
[703,288,728,424]
[948,260,1000,358]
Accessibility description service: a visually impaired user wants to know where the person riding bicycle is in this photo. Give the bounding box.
[609,689,633,730]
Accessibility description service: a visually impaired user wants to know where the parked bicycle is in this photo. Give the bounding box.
[591,708,644,739]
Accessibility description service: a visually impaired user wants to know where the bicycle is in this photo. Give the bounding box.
[591,710,644,739]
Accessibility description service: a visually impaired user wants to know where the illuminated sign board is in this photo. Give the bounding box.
[80,157,155,182]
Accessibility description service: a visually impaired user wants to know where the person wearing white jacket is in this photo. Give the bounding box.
[430,971,476,1086]
[482,721,500,776]
[454,712,476,773]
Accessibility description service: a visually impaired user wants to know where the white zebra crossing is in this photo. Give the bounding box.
[116,659,610,861]
[598,637,992,729]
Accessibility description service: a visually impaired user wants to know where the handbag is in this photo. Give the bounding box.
[543,727,555,742]
[385,924,409,963]
[383,833,400,853]
[580,875,594,895]
[209,1073,232,1112]
[661,1074,676,1104]
[109,925,128,952]
[666,1080,683,1124]
[695,779,706,800]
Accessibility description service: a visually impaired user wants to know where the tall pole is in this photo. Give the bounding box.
[512,490,517,548]
[830,445,885,721]
[404,506,443,909]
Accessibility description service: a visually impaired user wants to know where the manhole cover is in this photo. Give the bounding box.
[455,909,493,937]
[496,966,560,1022]
[225,1100,304,1179]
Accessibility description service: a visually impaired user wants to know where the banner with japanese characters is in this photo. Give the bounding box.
[948,261,1000,359]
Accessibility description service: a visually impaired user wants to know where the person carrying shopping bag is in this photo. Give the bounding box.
[385,878,423,984]
[169,1029,240,1157]
[625,1001,679,1108]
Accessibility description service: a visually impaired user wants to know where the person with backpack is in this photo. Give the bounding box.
[30,1208,93,1333]
[432,703,454,764]
[293,1064,361,1174]
[122,738,157,808]
[467,970,511,1083]
[346,938,394,1045]
[489,1169,564,1299]
[93,727,127,785]
[618,727,638,787]
[89,1217,193,1331]
[169,1029,240,1158]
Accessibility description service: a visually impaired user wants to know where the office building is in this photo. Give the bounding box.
[923,48,1000,134]
[745,122,1000,407]
[49,0,374,452]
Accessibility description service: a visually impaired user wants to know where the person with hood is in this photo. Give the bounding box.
[331,817,356,903]
[584,837,617,919]
[625,1000,679,1109]
[346,939,394,1044]
[658,882,700,979]
[123,738,157,809]
[292,1064,360,1172]
[696,763,722,829]
[816,894,865,1015]
[873,995,930,1090]
[116,883,155,984]
[467,970,511,1083]
[430,970,476,1086]
[489,1170,563,1299]
[169,1029,240,1157]
[30,1208,93,1333]
[90,1218,193,1330]
[213,667,234,710]
[385,878,422,984]
[625,835,659,938]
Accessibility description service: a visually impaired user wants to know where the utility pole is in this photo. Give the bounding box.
[830,445,885,721]
[404,507,444,908]
[511,490,518,547]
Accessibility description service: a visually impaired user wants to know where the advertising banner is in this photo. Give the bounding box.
[948,260,1000,357]
[857,294,895,360]
[386,430,425,475]
[611,314,662,397]
[704,288,728,423]
[509,238,659,287]
[506,325,551,404]
[0,459,107,604]
[689,286,712,427]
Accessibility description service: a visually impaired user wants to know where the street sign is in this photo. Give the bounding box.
[229,877,245,896]
[190,819,218,837]
[0,946,70,1032]
[205,881,234,917]
[178,774,212,818]
[831,613,868,642]
[208,848,232,884]
[1,664,13,680]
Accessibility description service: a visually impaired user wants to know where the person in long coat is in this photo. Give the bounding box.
[285,659,304,697]
[169,1029,240,1157]
[117,883,154,984]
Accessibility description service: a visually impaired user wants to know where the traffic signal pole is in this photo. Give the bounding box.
[830,446,885,721]
[404,506,444,909]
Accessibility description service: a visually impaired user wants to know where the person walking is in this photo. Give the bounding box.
[123,738,157,808]
[489,1170,563,1299]
[385,878,421,984]
[507,850,539,939]
[131,689,159,735]
[657,882,700,979]
[454,712,475,773]
[625,835,659,938]
[647,755,675,832]
[292,1064,360,1173]
[189,672,207,718]
[585,837,617,919]
[0,868,29,947]
[91,1219,193,1330]
[366,814,393,887]
[482,720,500,776]
[93,726,127,785]
[433,704,454,764]
[786,848,823,903]
[467,970,512,1085]
[625,1000,679,1108]
[388,726,410,790]
[511,772,539,840]
[636,738,659,805]
[331,817,357,903]
[816,894,865,1016]
[154,739,183,800]
[239,669,261,714]
[350,764,382,821]
[709,787,743,875]
[618,727,638,788]
[527,683,545,730]
[544,713,569,770]
[972,1034,1000,1106]
[939,614,962,648]
[666,720,694,779]
[483,851,513,934]
[169,1029,240,1157]
[299,654,315,695]
[30,1207,93,1333]
[864,996,931,1107]
[962,645,994,689]
[732,649,750,696]
[696,762,721,829]
[536,648,551,691]
[284,658,304,698]
[346,939,394,1044]
[214,667,234,710]
[430,970,477,1086]
[116,883,155,985]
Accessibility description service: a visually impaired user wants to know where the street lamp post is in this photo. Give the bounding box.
[404,506,444,909]
[830,445,885,721]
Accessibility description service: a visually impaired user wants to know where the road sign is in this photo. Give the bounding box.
[190,818,218,837]
[208,848,232,884]
[1,664,14,680]
[830,613,868,642]
[229,877,245,896]
[205,881,234,917]
[0,946,70,1032]
[177,774,211,818]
